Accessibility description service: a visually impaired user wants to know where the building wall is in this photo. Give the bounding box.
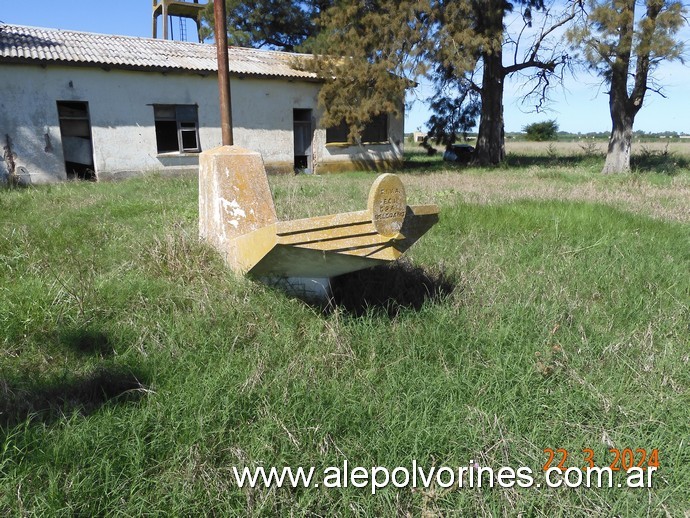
[0,63,404,183]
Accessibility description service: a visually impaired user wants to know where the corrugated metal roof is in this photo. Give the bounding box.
[0,23,318,80]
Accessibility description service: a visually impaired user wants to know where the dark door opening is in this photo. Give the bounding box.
[57,101,96,180]
[293,109,313,173]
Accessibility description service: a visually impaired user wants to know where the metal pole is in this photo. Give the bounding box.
[162,1,169,40]
[214,0,234,145]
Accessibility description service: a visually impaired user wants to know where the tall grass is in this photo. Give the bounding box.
[1,161,688,515]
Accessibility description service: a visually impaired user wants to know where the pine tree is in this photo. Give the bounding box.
[201,0,331,51]
[306,0,579,165]
[568,0,687,173]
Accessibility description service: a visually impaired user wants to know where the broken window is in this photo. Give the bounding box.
[326,114,389,144]
[153,104,200,153]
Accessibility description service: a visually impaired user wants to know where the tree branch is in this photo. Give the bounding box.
[628,0,664,113]
[526,5,578,64]
[504,3,577,76]
[503,55,565,75]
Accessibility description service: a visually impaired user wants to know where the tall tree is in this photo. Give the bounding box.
[308,0,579,165]
[568,0,687,173]
[201,0,331,51]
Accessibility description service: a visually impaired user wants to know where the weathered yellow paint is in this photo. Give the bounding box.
[315,157,402,174]
[199,145,439,280]
[263,162,296,175]
[368,173,407,239]
[199,146,277,250]
[263,157,403,175]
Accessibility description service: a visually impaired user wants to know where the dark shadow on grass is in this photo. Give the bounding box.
[401,147,690,174]
[327,259,457,318]
[400,153,602,173]
[400,158,451,174]
[503,154,603,168]
[505,152,688,173]
[58,327,114,357]
[631,152,689,174]
[0,366,149,427]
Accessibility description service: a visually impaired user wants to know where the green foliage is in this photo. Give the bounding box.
[307,0,575,163]
[567,0,687,173]
[425,87,481,147]
[304,1,427,141]
[523,120,559,141]
[202,1,576,163]
[201,0,331,51]
[0,159,689,514]
[569,0,686,80]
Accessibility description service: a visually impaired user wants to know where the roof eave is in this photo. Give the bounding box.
[0,57,324,82]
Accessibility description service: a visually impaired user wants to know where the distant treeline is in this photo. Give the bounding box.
[406,131,690,142]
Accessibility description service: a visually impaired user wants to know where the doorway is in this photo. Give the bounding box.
[293,109,313,173]
[57,101,96,180]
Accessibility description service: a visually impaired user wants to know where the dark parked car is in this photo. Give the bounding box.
[443,144,475,164]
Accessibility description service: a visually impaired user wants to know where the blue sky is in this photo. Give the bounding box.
[3,0,689,134]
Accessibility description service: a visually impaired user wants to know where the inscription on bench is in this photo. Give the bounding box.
[368,173,407,238]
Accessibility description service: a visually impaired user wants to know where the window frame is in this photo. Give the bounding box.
[326,114,390,145]
[153,104,201,154]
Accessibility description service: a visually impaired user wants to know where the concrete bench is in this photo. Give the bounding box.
[199,146,439,297]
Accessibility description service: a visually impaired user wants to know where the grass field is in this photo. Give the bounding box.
[503,139,690,159]
[1,150,688,515]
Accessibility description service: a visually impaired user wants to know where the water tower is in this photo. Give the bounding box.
[152,0,206,42]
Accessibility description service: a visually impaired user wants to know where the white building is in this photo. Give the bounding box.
[0,24,404,183]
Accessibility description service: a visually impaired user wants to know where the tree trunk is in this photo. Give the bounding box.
[602,112,634,174]
[474,50,506,165]
[601,0,637,174]
[603,62,636,174]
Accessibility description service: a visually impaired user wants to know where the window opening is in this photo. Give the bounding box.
[326,114,389,144]
[154,104,200,153]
